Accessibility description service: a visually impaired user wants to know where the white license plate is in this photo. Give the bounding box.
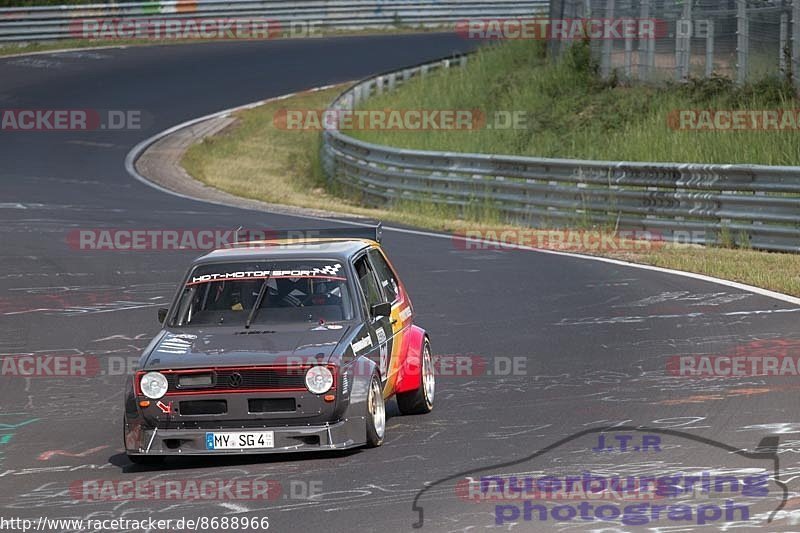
[205,431,274,450]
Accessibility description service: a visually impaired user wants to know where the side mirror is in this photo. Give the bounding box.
[158,307,168,324]
[370,302,392,318]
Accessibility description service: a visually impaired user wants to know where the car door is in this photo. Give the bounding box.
[366,248,409,380]
[353,252,392,382]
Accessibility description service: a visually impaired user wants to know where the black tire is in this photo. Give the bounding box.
[127,454,165,466]
[397,339,434,415]
[365,373,385,448]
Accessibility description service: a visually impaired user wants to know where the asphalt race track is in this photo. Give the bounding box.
[2,33,800,532]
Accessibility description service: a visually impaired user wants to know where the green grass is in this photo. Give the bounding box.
[181,86,478,231]
[347,40,800,166]
[636,246,800,297]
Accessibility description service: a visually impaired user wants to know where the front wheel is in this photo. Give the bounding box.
[365,373,385,447]
[397,339,434,415]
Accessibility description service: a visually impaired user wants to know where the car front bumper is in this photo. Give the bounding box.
[125,416,366,456]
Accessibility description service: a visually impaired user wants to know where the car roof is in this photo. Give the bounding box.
[192,238,375,265]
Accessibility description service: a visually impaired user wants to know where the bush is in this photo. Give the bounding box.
[673,73,796,107]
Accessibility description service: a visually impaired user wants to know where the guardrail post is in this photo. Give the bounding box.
[737,0,748,85]
[388,72,396,91]
[705,19,715,77]
[376,76,384,95]
[460,56,468,68]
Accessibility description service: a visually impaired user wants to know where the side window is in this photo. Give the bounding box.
[354,255,383,312]
[368,249,399,302]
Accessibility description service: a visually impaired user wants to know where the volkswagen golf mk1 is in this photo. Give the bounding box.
[123,226,434,464]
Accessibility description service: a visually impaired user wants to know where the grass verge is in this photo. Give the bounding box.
[181,83,800,298]
[0,38,191,57]
[181,86,475,231]
[347,40,800,165]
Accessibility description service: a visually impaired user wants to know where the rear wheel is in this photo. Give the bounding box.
[397,339,434,415]
[365,373,385,447]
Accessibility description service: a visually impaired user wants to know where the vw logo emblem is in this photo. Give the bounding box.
[228,372,243,388]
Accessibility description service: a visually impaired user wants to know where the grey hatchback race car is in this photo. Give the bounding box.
[124,226,435,464]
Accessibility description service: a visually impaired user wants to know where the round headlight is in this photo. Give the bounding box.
[140,372,168,399]
[305,366,334,394]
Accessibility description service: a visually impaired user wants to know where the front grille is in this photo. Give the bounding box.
[180,400,227,415]
[249,398,296,413]
[157,418,340,429]
[164,367,308,394]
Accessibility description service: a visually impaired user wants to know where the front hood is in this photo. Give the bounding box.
[142,323,353,370]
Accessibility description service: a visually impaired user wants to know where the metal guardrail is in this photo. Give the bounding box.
[321,55,800,253]
[0,0,547,42]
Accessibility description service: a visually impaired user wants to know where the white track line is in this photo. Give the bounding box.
[124,84,342,200]
[124,89,800,308]
[0,44,131,59]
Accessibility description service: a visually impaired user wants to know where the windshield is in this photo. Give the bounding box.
[172,260,353,326]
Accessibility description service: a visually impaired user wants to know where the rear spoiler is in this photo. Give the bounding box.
[234,223,382,244]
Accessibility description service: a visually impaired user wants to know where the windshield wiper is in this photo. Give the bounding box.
[245,274,271,329]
